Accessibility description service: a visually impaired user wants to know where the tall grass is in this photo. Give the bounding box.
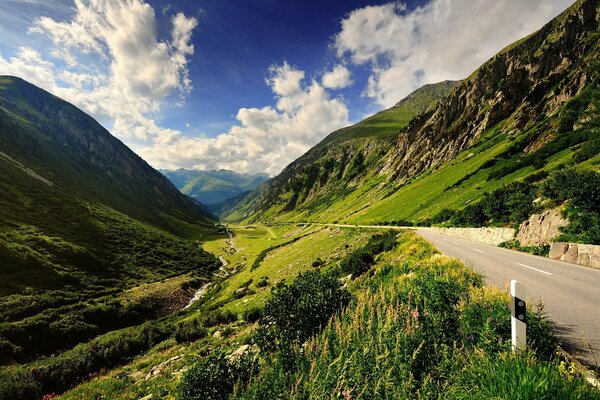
[230,231,598,399]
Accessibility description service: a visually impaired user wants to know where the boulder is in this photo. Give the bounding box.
[517,208,568,246]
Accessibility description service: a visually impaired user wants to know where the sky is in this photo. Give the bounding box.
[0,0,574,176]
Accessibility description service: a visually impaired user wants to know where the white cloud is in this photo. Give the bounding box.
[322,64,353,89]
[0,0,197,143]
[0,1,349,175]
[137,62,349,175]
[335,0,573,108]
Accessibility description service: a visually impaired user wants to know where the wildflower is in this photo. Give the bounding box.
[412,309,420,318]
[342,388,353,399]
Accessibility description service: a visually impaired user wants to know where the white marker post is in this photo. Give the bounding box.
[510,280,526,352]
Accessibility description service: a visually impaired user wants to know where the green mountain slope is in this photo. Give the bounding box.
[225,80,460,221]
[228,0,600,225]
[161,169,269,206]
[0,77,220,362]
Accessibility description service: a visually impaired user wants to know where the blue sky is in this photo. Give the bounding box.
[0,0,573,174]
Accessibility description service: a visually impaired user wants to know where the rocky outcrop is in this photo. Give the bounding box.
[384,0,599,184]
[549,242,600,269]
[429,227,516,246]
[516,208,569,246]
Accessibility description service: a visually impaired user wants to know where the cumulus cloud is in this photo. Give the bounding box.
[0,0,197,143]
[322,64,353,89]
[0,0,349,175]
[335,0,573,108]
[138,62,349,175]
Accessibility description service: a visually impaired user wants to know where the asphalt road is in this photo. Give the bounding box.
[416,228,600,368]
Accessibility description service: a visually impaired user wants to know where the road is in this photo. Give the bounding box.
[416,228,600,368]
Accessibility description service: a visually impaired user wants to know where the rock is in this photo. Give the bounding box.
[549,242,568,259]
[564,244,579,264]
[129,371,145,381]
[213,330,222,339]
[140,395,153,400]
[516,208,568,246]
[549,242,600,270]
[235,287,248,294]
[226,344,255,363]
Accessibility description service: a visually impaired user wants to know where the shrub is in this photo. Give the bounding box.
[311,258,324,268]
[243,308,262,324]
[260,271,350,344]
[202,310,237,328]
[340,248,374,277]
[173,318,207,343]
[542,169,600,244]
[431,208,456,224]
[177,352,258,400]
[255,277,269,288]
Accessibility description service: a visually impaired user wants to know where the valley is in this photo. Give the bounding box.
[0,0,599,398]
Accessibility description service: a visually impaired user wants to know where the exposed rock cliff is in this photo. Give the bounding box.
[516,208,569,246]
[383,0,600,184]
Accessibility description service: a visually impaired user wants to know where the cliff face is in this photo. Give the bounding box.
[383,0,599,183]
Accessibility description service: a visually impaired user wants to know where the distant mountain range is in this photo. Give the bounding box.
[161,168,269,207]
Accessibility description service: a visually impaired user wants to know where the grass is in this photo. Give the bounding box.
[51,225,373,399]
[204,225,371,315]
[232,231,597,399]
[51,230,600,399]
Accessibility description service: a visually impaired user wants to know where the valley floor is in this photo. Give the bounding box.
[51,224,599,399]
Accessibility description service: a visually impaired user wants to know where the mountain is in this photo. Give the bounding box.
[0,76,219,362]
[225,80,460,221]
[161,169,269,206]
[227,0,600,225]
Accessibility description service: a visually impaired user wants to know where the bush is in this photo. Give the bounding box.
[542,169,600,244]
[340,249,374,277]
[340,231,398,278]
[311,258,324,268]
[202,310,237,328]
[177,351,258,400]
[243,308,262,324]
[431,208,456,224]
[260,271,350,344]
[174,318,207,343]
[255,277,269,288]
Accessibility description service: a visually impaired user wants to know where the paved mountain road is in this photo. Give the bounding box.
[416,229,600,368]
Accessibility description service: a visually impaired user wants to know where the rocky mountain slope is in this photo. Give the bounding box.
[228,0,600,224]
[161,169,268,206]
[226,80,460,221]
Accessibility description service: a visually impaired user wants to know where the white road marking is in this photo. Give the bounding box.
[472,248,486,254]
[516,262,553,276]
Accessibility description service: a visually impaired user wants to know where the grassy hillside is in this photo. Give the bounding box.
[227,0,600,230]
[161,169,269,207]
[0,77,220,367]
[48,230,599,400]
[225,80,460,222]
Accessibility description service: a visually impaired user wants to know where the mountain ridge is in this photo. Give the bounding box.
[226,0,600,225]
